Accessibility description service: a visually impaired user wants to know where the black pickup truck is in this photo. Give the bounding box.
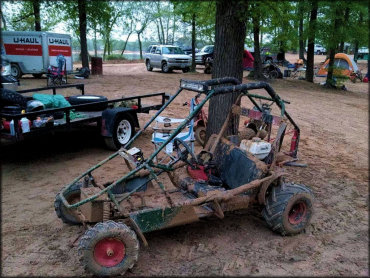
[0,84,169,150]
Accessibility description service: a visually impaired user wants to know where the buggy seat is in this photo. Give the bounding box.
[171,136,268,197]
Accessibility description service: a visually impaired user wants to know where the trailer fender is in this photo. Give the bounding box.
[101,107,139,137]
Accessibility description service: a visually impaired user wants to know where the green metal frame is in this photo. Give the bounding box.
[58,79,292,211]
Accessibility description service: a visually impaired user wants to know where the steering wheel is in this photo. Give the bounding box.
[173,138,198,168]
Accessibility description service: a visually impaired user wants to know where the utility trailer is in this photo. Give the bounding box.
[0,84,169,149]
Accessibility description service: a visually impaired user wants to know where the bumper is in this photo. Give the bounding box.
[168,62,191,69]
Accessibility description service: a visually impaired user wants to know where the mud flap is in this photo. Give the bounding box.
[129,206,199,233]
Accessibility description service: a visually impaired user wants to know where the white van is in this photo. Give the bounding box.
[1,31,73,79]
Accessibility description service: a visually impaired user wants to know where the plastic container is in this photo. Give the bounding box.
[21,117,30,133]
[240,137,271,160]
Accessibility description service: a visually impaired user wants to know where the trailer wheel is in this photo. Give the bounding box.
[262,183,314,236]
[11,64,22,79]
[54,182,83,225]
[104,114,135,150]
[78,221,139,276]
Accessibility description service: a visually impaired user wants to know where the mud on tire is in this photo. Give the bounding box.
[54,182,83,225]
[78,220,139,276]
[262,183,314,236]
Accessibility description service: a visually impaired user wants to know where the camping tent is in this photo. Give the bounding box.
[317,53,359,78]
[243,50,254,70]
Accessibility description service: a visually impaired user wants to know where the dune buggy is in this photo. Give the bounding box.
[55,77,314,276]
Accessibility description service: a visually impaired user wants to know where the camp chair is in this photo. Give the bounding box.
[151,98,195,163]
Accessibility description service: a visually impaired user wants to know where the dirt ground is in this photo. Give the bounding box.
[1,54,368,276]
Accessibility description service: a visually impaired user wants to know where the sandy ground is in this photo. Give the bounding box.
[1,54,369,276]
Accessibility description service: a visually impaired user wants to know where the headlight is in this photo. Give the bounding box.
[168,59,176,63]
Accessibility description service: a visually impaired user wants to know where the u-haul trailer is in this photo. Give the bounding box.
[1,31,73,79]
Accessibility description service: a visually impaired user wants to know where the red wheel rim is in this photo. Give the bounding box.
[288,201,307,225]
[94,238,125,267]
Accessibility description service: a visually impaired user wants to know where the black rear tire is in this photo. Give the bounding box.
[54,182,83,225]
[78,221,139,276]
[262,183,314,236]
[68,95,108,111]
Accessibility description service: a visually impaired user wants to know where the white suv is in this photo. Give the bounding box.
[305,44,326,55]
[144,45,191,73]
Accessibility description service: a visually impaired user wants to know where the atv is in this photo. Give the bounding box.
[55,77,313,276]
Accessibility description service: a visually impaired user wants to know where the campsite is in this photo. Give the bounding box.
[1,1,369,277]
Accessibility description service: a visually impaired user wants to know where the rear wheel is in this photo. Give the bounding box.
[11,64,22,79]
[54,182,83,225]
[262,183,314,235]
[78,221,139,276]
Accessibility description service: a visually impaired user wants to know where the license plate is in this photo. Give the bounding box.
[181,64,185,68]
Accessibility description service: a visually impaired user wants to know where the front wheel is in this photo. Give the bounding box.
[104,115,135,150]
[54,182,83,225]
[146,60,153,71]
[262,183,314,236]
[161,62,170,73]
[78,221,139,276]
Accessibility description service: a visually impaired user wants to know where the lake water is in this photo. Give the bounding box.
[72,52,142,61]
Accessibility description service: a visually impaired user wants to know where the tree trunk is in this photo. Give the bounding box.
[156,22,162,44]
[252,8,264,80]
[206,0,247,140]
[78,0,89,68]
[107,37,111,56]
[298,1,306,62]
[94,27,97,57]
[138,32,143,59]
[121,31,133,55]
[306,0,318,83]
[172,14,176,44]
[326,5,342,87]
[191,13,196,72]
[33,0,41,31]
[353,11,363,62]
[1,12,7,30]
[339,7,350,53]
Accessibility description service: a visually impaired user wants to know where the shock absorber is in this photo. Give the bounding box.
[103,201,111,222]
